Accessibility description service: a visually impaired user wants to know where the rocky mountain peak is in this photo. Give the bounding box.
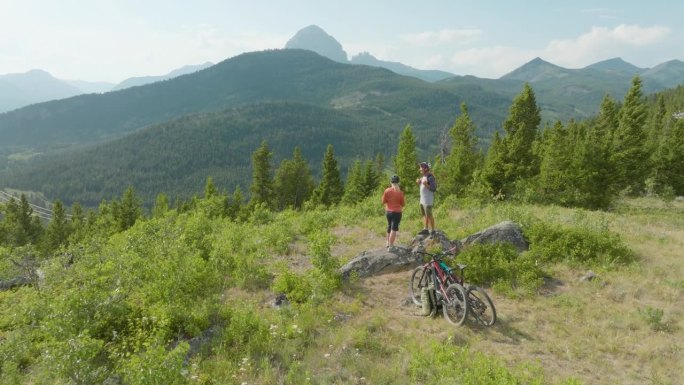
[284,25,348,63]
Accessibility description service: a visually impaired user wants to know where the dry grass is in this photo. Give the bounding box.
[317,197,684,385]
[232,198,682,384]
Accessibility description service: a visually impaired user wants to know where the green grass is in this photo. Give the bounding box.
[1,196,682,384]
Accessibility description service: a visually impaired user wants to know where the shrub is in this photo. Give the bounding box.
[456,243,544,297]
[272,269,313,303]
[526,220,635,267]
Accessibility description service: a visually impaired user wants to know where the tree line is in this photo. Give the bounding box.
[2,76,683,254]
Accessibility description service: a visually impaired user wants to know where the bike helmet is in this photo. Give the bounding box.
[391,175,400,183]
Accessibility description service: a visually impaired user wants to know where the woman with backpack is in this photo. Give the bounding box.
[416,162,437,238]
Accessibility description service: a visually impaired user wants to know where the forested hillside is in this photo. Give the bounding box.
[1,102,399,207]
[1,71,683,383]
[0,49,464,155]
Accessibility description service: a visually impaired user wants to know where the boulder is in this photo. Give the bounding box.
[339,246,418,280]
[338,221,528,280]
[460,221,528,252]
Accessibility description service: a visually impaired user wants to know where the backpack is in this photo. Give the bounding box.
[427,173,437,193]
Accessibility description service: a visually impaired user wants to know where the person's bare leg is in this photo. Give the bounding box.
[389,230,398,247]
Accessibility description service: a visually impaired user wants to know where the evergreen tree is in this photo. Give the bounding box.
[441,102,480,196]
[537,121,573,204]
[574,120,615,209]
[592,94,621,193]
[152,193,169,218]
[596,94,620,144]
[647,94,668,153]
[1,195,43,246]
[42,200,70,253]
[500,83,542,194]
[361,160,380,197]
[393,125,419,196]
[274,147,314,210]
[311,144,344,206]
[227,186,245,220]
[479,131,507,199]
[249,140,274,208]
[115,187,143,232]
[653,118,684,195]
[204,176,218,199]
[68,202,85,244]
[611,76,649,194]
[342,159,364,205]
[374,152,385,177]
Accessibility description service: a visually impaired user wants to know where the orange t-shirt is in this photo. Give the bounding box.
[382,187,405,212]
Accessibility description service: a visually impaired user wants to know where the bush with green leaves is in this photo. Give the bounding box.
[455,243,544,297]
[271,230,341,304]
[525,220,635,267]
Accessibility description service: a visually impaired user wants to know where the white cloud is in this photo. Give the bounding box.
[401,28,482,46]
[448,46,539,78]
[544,24,671,68]
[443,24,673,77]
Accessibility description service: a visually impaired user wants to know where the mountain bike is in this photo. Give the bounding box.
[408,250,468,326]
[410,249,497,327]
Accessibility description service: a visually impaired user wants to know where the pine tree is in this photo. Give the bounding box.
[249,140,274,208]
[374,152,385,176]
[500,83,542,191]
[274,147,314,210]
[69,202,85,243]
[647,94,668,153]
[311,144,344,206]
[480,131,507,199]
[441,102,480,196]
[393,125,419,196]
[204,176,218,199]
[42,200,70,253]
[361,160,380,197]
[592,94,621,193]
[537,121,573,204]
[596,94,620,144]
[115,187,143,231]
[574,120,615,209]
[227,186,245,220]
[152,193,169,218]
[2,195,43,246]
[342,159,364,205]
[611,76,649,194]
[653,118,684,195]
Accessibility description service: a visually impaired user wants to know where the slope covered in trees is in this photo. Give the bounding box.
[2,73,683,381]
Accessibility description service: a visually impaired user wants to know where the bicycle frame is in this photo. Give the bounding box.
[417,252,462,304]
[410,249,497,327]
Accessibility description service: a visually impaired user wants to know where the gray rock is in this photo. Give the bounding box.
[339,246,419,279]
[460,221,528,252]
[580,271,598,282]
[338,221,527,280]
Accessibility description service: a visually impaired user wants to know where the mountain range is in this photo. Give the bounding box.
[0,25,683,207]
[0,62,215,113]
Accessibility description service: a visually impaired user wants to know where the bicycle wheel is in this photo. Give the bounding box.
[443,283,468,326]
[409,266,431,306]
[467,286,496,326]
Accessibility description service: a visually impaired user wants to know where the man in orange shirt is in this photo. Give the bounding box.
[382,175,405,251]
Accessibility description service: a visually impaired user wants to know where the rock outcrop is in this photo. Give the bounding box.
[339,221,528,279]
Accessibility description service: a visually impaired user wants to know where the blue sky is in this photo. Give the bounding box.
[1,0,681,82]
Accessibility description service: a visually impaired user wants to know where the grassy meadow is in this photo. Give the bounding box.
[0,195,682,384]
